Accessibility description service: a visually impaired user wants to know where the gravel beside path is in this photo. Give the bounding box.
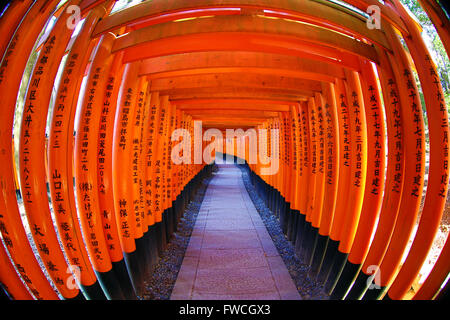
[238,165,329,300]
[142,164,329,300]
[141,168,215,300]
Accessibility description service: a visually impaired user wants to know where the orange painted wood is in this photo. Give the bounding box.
[386,0,450,299]
[96,51,126,263]
[48,5,104,285]
[298,102,311,217]
[305,97,318,224]
[360,46,405,279]
[116,32,368,70]
[146,91,162,226]
[0,0,62,300]
[374,23,427,290]
[328,79,352,242]
[149,73,321,94]
[337,69,368,254]
[112,62,141,253]
[92,0,390,49]
[289,105,301,211]
[18,1,84,299]
[139,51,344,82]
[0,0,34,60]
[129,76,148,238]
[347,59,386,264]
[318,82,339,237]
[74,33,118,272]
[0,240,33,299]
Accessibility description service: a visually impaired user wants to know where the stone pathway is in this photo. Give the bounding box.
[171,164,301,300]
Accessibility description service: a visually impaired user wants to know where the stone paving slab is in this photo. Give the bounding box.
[198,248,268,270]
[205,218,255,231]
[191,292,281,300]
[201,230,261,250]
[194,267,278,295]
[171,164,301,300]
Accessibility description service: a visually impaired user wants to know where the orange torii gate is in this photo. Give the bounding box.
[0,0,448,301]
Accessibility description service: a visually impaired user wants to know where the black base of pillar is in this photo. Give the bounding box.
[172,200,178,233]
[146,224,159,269]
[329,260,361,300]
[287,210,299,243]
[80,280,107,300]
[299,221,313,261]
[94,267,126,300]
[316,239,339,285]
[281,202,290,236]
[65,290,86,300]
[0,284,11,300]
[304,226,319,266]
[155,221,167,255]
[309,234,329,278]
[294,213,306,258]
[135,234,151,279]
[163,208,172,244]
[361,285,386,300]
[123,250,144,297]
[324,251,349,294]
[344,271,372,300]
[111,258,137,300]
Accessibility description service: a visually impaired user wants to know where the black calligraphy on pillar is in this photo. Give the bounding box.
[351,91,363,188]
[424,55,449,198]
[310,107,317,175]
[403,69,423,198]
[340,94,351,168]
[324,103,334,185]
[367,85,383,195]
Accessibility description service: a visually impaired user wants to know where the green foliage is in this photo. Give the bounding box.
[400,0,450,94]
[398,0,450,148]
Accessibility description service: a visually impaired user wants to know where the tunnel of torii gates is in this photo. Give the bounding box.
[0,0,449,301]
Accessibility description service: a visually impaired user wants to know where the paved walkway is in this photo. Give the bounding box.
[171,164,301,300]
